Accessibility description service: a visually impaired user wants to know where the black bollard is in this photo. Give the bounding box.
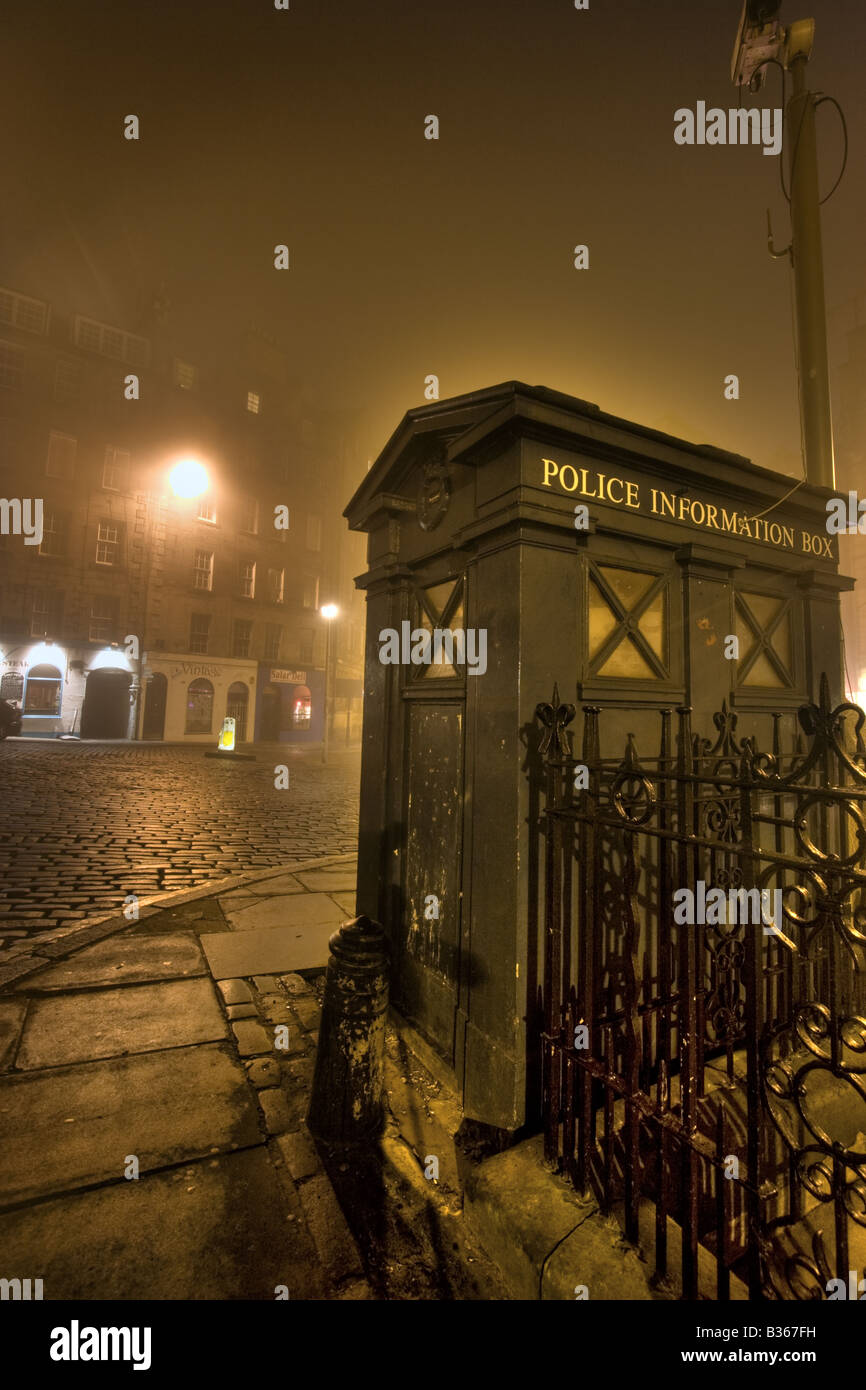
[307,915,390,1143]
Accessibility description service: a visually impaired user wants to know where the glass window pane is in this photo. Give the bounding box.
[772,610,791,668]
[743,651,785,688]
[637,592,665,660]
[588,577,618,660]
[598,636,656,679]
[743,593,782,629]
[598,567,656,610]
[424,581,457,617]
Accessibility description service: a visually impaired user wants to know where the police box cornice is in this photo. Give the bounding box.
[345,380,839,568]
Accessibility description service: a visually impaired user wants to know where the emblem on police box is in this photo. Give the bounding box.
[417,457,451,532]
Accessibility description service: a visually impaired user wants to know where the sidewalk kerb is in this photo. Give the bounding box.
[0,852,357,993]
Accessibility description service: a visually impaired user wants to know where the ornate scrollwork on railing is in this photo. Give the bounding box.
[752,674,866,787]
[762,1228,834,1301]
[762,1023,866,1184]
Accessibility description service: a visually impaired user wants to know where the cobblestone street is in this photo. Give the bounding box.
[0,741,360,938]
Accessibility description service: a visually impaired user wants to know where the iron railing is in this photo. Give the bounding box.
[535,674,866,1299]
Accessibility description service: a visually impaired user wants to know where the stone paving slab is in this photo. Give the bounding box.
[0,1147,325,1300]
[294,869,357,893]
[201,920,339,978]
[0,1043,260,1206]
[16,977,227,1069]
[12,933,207,993]
[223,892,344,932]
[248,873,306,896]
[0,998,27,1069]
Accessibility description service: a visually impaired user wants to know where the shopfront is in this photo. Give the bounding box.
[143,655,257,743]
[254,665,324,743]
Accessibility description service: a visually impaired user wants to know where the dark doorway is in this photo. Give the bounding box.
[142,672,167,740]
[261,684,281,741]
[81,669,131,739]
[226,681,249,742]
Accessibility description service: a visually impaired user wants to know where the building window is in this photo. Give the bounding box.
[292,684,312,728]
[54,359,81,403]
[193,550,213,591]
[73,315,150,366]
[306,513,322,551]
[197,496,217,524]
[38,511,65,558]
[241,496,259,534]
[31,594,54,638]
[0,340,25,391]
[189,613,211,654]
[95,521,120,565]
[246,390,261,414]
[89,599,115,643]
[185,678,213,734]
[303,575,319,610]
[232,619,253,659]
[240,561,256,599]
[46,432,76,480]
[299,629,314,664]
[173,359,197,390]
[103,446,130,490]
[268,567,284,604]
[24,663,62,715]
[0,287,49,335]
[263,623,282,661]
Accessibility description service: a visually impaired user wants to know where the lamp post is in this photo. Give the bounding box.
[133,456,210,740]
[321,603,339,764]
[730,3,835,489]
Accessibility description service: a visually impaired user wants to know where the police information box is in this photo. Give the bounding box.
[345,381,849,1132]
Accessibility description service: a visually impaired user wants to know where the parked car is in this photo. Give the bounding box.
[0,699,22,739]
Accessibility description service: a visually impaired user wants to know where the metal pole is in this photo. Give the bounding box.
[132,487,155,740]
[322,619,332,764]
[787,40,835,489]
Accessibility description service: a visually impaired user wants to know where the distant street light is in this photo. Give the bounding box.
[168,457,210,499]
[321,604,339,764]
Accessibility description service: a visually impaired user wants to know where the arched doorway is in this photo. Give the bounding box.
[81,668,131,738]
[142,672,167,740]
[185,679,214,734]
[260,682,281,741]
[226,681,249,742]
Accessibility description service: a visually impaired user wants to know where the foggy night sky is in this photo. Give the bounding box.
[2,0,863,484]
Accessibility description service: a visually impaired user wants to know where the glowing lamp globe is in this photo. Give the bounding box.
[169,459,209,499]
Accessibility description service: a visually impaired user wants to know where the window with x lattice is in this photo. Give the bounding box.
[587,563,668,680]
[411,576,465,680]
[734,591,793,688]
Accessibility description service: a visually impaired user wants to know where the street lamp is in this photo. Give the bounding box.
[133,456,211,739]
[321,603,339,764]
[168,457,210,499]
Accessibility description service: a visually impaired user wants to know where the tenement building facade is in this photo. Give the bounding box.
[0,282,365,742]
